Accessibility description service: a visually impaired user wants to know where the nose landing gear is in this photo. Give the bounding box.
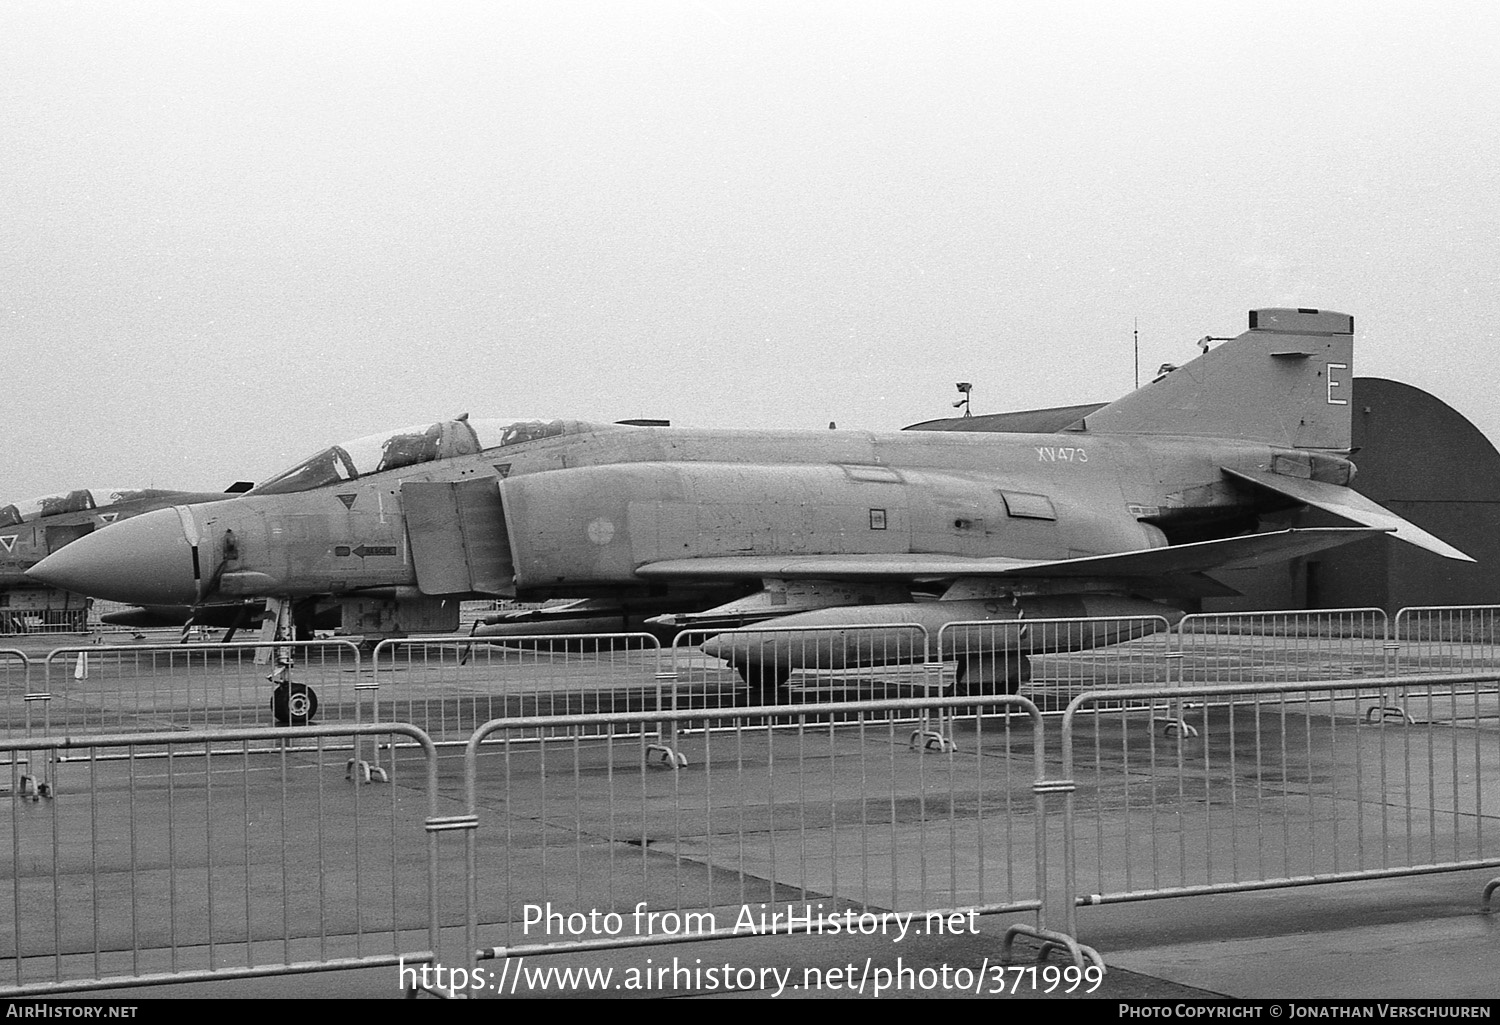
[261,597,320,726]
[269,659,320,726]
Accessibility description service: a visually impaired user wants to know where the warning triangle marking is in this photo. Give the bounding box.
[0,536,14,554]
[99,513,119,524]
[336,494,356,510]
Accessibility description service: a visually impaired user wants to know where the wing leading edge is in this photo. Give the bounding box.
[634,526,1390,583]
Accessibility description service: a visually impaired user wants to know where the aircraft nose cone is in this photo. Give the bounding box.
[26,507,199,605]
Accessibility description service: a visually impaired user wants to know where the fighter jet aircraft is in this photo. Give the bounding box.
[29,309,1472,719]
[0,484,249,633]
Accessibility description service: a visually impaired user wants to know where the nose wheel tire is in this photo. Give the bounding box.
[272,682,319,725]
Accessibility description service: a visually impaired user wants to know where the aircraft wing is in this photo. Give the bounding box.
[1222,467,1474,562]
[634,526,1390,582]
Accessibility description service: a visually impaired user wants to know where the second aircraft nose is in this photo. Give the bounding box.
[25,507,201,606]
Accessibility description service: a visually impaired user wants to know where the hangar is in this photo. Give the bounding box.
[907,377,1500,614]
[1208,377,1500,614]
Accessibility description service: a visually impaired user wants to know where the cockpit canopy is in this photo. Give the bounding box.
[0,488,150,527]
[251,417,613,495]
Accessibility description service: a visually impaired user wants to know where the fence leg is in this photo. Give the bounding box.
[1001,777,1105,971]
[909,662,956,752]
[1483,878,1500,914]
[644,669,687,768]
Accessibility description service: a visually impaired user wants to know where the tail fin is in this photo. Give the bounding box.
[1079,308,1354,451]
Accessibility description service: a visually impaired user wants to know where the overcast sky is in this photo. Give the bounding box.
[3,1,1497,500]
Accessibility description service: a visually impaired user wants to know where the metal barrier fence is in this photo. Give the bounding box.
[35,640,364,737]
[1057,673,1500,941]
[664,624,944,754]
[3,607,1497,756]
[1393,606,1500,675]
[370,633,667,748]
[0,609,88,637]
[0,651,31,794]
[667,624,934,707]
[937,616,1176,713]
[14,641,366,795]
[1175,608,1392,683]
[0,649,27,723]
[1,723,449,996]
[459,695,1098,987]
[8,668,1500,993]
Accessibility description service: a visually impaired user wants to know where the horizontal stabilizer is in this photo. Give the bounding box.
[634,527,1389,583]
[1223,467,1474,563]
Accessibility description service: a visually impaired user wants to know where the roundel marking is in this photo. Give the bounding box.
[586,518,616,546]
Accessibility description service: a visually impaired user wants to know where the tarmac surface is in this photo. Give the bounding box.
[3,627,1500,1002]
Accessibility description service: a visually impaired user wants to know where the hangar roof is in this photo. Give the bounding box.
[1348,378,1500,504]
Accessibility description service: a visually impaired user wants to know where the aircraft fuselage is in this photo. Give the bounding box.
[40,425,1332,610]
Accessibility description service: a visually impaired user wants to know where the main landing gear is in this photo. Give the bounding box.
[732,661,791,706]
[954,652,1030,695]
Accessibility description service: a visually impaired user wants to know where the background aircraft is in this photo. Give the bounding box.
[0,484,250,633]
[30,309,1472,718]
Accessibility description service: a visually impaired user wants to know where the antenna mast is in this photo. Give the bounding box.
[1133,318,1139,389]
